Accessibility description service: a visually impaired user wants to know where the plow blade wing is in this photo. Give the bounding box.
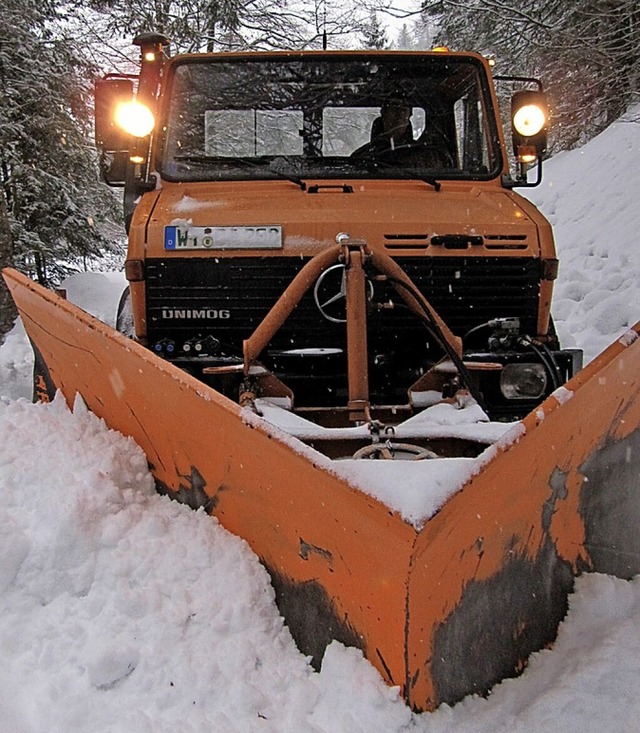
[4,267,640,711]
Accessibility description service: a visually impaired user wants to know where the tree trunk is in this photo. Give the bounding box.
[0,191,17,342]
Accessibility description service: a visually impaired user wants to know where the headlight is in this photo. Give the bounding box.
[513,104,546,138]
[500,363,547,400]
[114,101,155,138]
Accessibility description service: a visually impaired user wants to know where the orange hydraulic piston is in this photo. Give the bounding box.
[344,247,370,422]
[243,244,341,372]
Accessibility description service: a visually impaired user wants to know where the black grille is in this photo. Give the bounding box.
[145,255,540,350]
[393,256,540,338]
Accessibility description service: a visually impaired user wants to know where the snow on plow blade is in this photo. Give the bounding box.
[4,266,640,712]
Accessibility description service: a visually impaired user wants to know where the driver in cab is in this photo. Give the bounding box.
[351,96,415,158]
[351,96,455,170]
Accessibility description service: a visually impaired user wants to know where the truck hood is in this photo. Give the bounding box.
[142,179,545,257]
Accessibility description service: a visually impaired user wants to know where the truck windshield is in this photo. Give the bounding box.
[160,54,502,183]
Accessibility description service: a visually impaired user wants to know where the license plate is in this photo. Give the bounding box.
[164,224,282,250]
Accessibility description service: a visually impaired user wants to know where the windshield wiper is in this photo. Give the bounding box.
[173,154,307,190]
[268,170,307,190]
[356,157,441,191]
[267,157,307,190]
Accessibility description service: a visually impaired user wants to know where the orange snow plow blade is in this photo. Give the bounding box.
[4,266,640,711]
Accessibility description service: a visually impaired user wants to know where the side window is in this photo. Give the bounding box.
[204,110,303,156]
[410,108,427,139]
[454,94,489,173]
[323,108,379,156]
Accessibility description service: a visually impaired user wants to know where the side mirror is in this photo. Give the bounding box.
[95,77,134,186]
[511,90,548,183]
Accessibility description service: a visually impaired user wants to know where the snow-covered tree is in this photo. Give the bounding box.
[85,0,382,52]
[0,0,121,317]
[394,23,414,49]
[0,192,16,338]
[421,0,640,150]
[361,11,389,49]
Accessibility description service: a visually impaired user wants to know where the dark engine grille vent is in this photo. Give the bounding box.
[145,256,540,352]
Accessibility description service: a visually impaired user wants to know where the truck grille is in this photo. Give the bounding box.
[145,255,541,350]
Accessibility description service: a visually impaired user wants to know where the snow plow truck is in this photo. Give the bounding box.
[4,34,640,712]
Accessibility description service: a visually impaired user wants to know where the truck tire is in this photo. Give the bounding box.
[115,286,134,337]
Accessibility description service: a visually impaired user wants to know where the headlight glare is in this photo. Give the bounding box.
[114,101,155,138]
[513,104,546,138]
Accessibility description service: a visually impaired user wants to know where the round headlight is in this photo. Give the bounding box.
[513,104,546,138]
[114,101,155,138]
[500,363,547,400]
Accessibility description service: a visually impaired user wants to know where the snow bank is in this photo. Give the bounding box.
[58,271,127,328]
[526,105,640,364]
[0,396,412,732]
[2,396,640,731]
[0,319,32,400]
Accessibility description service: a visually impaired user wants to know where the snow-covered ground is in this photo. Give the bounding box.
[1,108,639,732]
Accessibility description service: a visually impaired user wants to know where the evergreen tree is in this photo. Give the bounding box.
[394,23,414,50]
[85,0,388,53]
[361,11,389,49]
[0,0,121,337]
[421,0,640,151]
[0,190,16,339]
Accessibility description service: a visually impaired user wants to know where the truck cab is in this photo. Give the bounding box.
[96,37,581,424]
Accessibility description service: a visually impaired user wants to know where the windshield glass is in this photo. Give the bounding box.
[160,54,502,182]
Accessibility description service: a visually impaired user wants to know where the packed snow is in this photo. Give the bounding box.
[1,107,640,731]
